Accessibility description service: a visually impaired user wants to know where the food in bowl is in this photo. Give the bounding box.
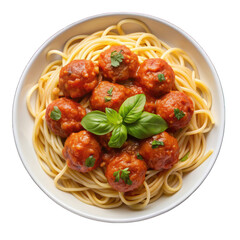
[26,18,214,210]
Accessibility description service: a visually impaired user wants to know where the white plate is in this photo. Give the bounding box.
[12,13,225,223]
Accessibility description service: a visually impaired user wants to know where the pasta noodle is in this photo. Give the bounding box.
[27,19,214,209]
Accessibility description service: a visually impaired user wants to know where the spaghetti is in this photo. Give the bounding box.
[27,19,214,209]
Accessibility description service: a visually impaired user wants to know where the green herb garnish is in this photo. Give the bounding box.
[137,153,144,160]
[180,152,189,162]
[151,140,164,149]
[85,155,96,167]
[50,106,61,120]
[104,96,112,102]
[105,108,122,125]
[107,87,113,96]
[81,94,168,148]
[113,168,132,185]
[81,111,115,135]
[174,108,185,120]
[110,50,124,67]
[157,73,166,82]
[108,125,127,148]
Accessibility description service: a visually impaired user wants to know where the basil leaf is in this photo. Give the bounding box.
[119,94,146,124]
[81,111,114,135]
[108,124,127,148]
[106,108,122,125]
[126,111,168,139]
[50,106,61,120]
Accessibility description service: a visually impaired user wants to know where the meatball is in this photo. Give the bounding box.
[45,97,86,138]
[59,59,98,98]
[139,132,179,170]
[156,91,194,131]
[121,138,140,156]
[99,135,139,156]
[137,58,175,97]
[90,81,131,111]
[62,130,101,172]
[97,132,112,151]
[105,153,147,192]
[98,45,139,82]
[100,137,140,167]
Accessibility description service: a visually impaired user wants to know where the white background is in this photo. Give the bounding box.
[1,0,239,239]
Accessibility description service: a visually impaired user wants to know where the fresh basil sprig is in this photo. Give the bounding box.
[81,111,114,135]
[119,94,146,124]
[126,111,168,139]
[81,94,168,148]
[106,108,122,125]
[108,124,127,148]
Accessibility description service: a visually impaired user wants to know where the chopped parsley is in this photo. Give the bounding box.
[137,153,144,160]
[107,87,113,96]
[180,152,189,162]
[151,140,164,149]
[174,108,185,120]
[110,50,124,67]
[113,168,132,185]
[157,73,166,82]
[105,87,114,102]
[104,96,112,102]
[50,106,61,121]
[85,155,96,167]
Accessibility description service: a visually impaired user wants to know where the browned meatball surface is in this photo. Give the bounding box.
[139,132,179,170]
[105,152,147,192]
[98,45,139,82]
[137,58,175,97]
[90,81,131,111]
[156,91,194,131]
[45,97,86,138]
[59,59,98,98]
[62,130,101,173]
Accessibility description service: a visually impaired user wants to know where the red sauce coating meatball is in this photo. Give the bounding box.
[90,81,131,111]
[62,130,101,172]
[139,132,179,170]
[98,45,139,82]
[97,132,112,151]
[45,97,86,138]
[59,59,98,98]
[156,91,194,131]
[137,58,175,97]
[101,137,140,167]
[105,152,147,192]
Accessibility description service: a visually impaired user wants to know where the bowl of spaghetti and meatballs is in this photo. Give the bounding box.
[13,13,225,223]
